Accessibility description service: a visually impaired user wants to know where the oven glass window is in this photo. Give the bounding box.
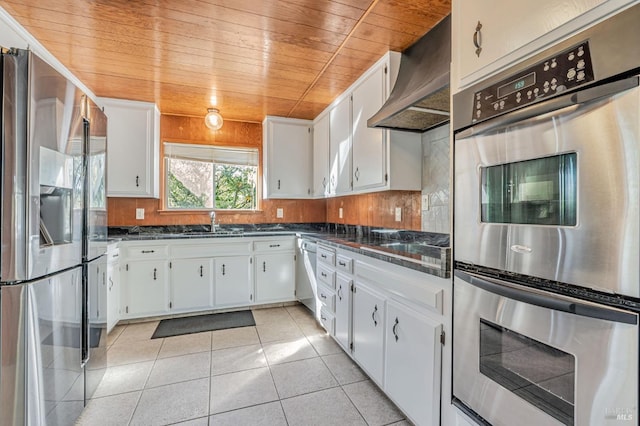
[481,153,577,225]
[480,319,575,425]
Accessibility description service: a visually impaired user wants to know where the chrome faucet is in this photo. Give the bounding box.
[210,211,217,233]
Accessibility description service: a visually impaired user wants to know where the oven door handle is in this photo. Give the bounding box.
[455,269,638,325]
[457,75,640,139]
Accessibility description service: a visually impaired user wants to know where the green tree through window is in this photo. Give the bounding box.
[164,143,258,210]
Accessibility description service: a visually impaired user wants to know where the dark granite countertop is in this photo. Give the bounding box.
[109,223,451,278]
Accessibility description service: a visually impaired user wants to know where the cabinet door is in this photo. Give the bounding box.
[352,282,385,385]
[385,300,443,426]
[352,64,387,190]
[170,258,213,311]
[107,260,120,332]
[255,253,295,303]
[215,256,252,307]
[329,96,352,195]
[453,0,609,85]
[334,274,352,351]
[264,118,312,198]
[102,98,159,198]
[122,260,168,317]
[313,114,330,197]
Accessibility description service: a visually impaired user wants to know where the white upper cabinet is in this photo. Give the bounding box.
[352,63,386,191]
[318,52,421,197]
[263,116,313,199]
[329,95,352,196]
[100,98,160,198]
[312,113,330,198]
[452,0,634,90]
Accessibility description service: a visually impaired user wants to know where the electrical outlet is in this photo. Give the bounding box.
[339,207,343,219]
[422,194,430,210]
[395,207,402,222]
[136,208,145,220]
[276,208,284,218]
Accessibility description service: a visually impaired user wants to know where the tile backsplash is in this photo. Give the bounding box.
[421,124,450,234]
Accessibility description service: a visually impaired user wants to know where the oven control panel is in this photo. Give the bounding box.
[472,41,594,122]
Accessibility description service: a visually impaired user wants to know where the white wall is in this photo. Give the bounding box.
[421,123,451,234]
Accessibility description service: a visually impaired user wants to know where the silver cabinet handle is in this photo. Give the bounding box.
[354,167,360,181]
[322,177,327,188]
[337,285,343,300]
[153,268,157,280]
[277,179,281,190]
[372,305,378,327]
[473,21,482,57]
[136,175,140,187]
[141,250,155,254]
[269,244,280,248]
[321,314,327,321]
[392,317,399,342]
[263,261,266,272]
[222,264,226,276]
[338,261,346,267]
[320,293,327,300]
[321,272,327,278]
[320,254,327,259]
[199,265,203,277]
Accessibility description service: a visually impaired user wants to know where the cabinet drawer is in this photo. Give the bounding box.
[336,254,353,274]
[317,245,336,265]
[317,263,336,288]
[172,241,250,258]
[122,244,168,260]
[319,307,335,334]
[253,238,295,252]
[107,247,120,263]
[317,283,336,312]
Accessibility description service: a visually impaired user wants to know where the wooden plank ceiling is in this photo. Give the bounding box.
[0,0,450,123]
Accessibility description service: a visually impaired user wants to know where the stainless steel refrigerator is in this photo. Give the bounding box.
[0,48,107,425]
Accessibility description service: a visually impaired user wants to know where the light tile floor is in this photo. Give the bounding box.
[77,305,411,426]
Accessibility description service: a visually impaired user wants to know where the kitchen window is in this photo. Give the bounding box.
[164,142,258,210]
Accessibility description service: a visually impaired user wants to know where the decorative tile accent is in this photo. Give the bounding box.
[422,124,451,234]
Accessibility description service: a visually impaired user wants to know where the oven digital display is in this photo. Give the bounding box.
[497,72,536,98]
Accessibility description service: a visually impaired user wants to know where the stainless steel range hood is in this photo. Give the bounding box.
[368,14,451,133]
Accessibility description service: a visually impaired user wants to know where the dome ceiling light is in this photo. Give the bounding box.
[205,108,223,130]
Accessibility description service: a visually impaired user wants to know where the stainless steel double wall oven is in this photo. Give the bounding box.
[452,5,640,426]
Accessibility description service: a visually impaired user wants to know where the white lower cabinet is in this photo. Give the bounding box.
[170,258,213,312]
[352,282,386,386]
[255,253,295,303]
[313,249,449,426]
[385,299,443,426]
[106,247,121,333]
[122,260,169,318]
[215,256,252,307]
[334,273,352,351]
[119,237,297,318]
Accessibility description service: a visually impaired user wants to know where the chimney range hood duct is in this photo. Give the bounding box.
[368,14,451,133]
